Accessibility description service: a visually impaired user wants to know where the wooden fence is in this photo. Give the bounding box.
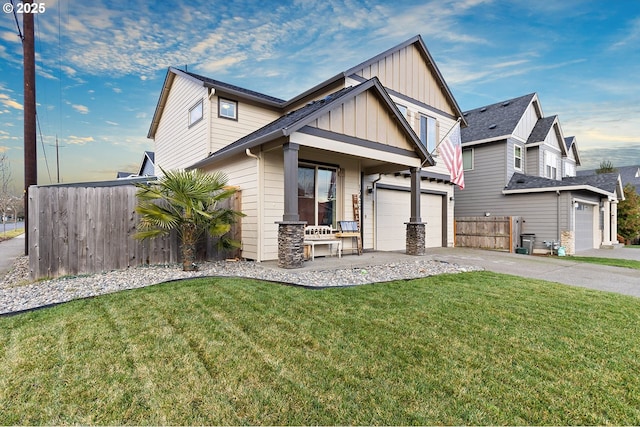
[454,216,522,252]
[28,179,241,280]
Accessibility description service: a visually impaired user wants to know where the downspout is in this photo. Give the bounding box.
[556,190,560,242]
[372,173,383,249]
[246,148,261,261]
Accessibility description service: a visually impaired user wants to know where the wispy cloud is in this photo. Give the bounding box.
[72,104,89,114]
[0,93,22,110]
[66,135,94,145]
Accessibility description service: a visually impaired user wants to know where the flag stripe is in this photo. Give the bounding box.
[439,121,464,189]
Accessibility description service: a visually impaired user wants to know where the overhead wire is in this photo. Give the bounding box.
[10,0,23,41]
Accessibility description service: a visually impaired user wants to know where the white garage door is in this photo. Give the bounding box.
[575,203,595,251]
[376,189,443,251]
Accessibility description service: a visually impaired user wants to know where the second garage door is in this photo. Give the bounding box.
[376,189,444,251]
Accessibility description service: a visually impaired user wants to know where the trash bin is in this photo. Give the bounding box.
[520,233,535,255]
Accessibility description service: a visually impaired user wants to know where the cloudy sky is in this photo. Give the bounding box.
[1,0,639,191]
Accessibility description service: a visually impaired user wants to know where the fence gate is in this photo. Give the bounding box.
[455,216,520,252]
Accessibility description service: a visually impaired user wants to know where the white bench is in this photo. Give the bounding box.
[304,226,342,260]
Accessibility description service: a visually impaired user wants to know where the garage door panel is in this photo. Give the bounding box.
[376,189,443,251]
[575,203,594,251]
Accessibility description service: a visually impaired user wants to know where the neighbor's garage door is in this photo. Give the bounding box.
[376,189,443,251]
[575,202,595,251]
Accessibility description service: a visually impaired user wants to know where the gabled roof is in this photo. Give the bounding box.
[148,67,285,139]
[578,165,640,192]
[138,151,155,176]
[189,77,433,170]
[527,116,556,144]
[461,93,538,144]
[564,136,581,165]
[342,35,467,126]
[504,172,624,199]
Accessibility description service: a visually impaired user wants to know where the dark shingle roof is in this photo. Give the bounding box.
[181,70,286,104]
[578,165,640,192]
[461,93,537,143]
[527,116,556,144]
[505,172,621,195]
[564,136,576,152]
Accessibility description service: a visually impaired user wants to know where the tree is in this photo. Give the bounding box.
[596,160,617,174]
[617,184,640,244]
[134,168,243,271]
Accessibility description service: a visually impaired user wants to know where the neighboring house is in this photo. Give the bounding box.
[578,165,640,193]
[116,151,156,179]
[456,93,624,254]
[148,35,466,266]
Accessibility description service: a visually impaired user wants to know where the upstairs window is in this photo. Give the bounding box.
[420,115,437,153]
[545,151,558,180]
[462,148,474,170]
[564,162,576,177]
[514,145,522,171]
[219,98,237,120]
[188,99,203,127]
[396,104,407,119]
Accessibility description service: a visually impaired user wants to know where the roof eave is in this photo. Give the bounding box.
[502,185,613,197]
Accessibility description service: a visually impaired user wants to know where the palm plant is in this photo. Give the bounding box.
[134,168,243,271]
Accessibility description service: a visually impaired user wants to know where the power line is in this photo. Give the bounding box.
[36,112,53,183]
[10,0,23,41]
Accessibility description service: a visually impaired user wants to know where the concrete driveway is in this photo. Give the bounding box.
[427,247,640,298]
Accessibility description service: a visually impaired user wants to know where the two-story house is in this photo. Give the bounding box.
[456,93,624,254]
[148,35,466,267]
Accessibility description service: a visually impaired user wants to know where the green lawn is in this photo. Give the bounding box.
[0,228,24,242]
[1,271,640,425]
[569,256,640,270]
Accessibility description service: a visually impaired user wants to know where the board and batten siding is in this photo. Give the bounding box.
[307,91,414,152]
[513,99,540,141]
[351,44,456,116]
[154,76,209,172]
[209,96,281,154]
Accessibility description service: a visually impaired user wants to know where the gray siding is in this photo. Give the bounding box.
[526,146,540,176]
[454,141,506,217]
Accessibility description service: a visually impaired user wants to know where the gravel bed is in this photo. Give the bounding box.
[0,255,482,315]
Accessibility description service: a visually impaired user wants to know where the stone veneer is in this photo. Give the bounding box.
[276,221,307,268]
[406,222,426,256]
[561,230,575,255]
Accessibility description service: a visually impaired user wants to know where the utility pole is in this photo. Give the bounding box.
[23,0,37,255]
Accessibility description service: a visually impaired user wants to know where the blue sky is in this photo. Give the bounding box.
[1,0,639,191]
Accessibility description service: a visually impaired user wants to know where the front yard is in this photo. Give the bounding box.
[1,271,639,425]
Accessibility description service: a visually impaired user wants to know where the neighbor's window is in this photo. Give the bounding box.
[188,99,203,126]
[420,115,437,153]
[298,163,337,227]
[462,148,474,170]
[219,98,237,120]
[514,145,522,170]
[545,151,558,180]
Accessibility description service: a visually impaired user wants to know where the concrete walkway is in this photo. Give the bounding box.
[0,233,25,276]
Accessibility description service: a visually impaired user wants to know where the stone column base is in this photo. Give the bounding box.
[561,230,575,255]
[406,222,426,256]
[276,221,306,268]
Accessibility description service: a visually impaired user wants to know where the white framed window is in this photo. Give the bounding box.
[188,99,203,127]
[219,98,237,120]
[514,145,523,171]
[420,115,437,153]
[545,151,558,179]
[462,148,474,170]
[564,162,576,177]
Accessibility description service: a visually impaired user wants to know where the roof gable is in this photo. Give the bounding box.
[343,35,466,125]
[190,78,433,169]
[461,93,538,144]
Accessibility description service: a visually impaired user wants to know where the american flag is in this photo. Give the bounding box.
[439,121,464,189]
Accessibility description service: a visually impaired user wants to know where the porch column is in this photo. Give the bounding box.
[602,199,612,245]
[406,167,425,255]
[276,142,306,268]
[611,201,619,244]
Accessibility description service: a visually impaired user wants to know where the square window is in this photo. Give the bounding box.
[219,98,237,120]
[188,100,203,126]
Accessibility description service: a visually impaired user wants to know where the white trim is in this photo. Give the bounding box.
[514,144,523,171]
[503,185,614,197]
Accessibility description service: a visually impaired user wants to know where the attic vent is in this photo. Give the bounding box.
[516,178,525,184]
[480,107,487,112]
[489,124,497,129]
[502,101,510,107]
